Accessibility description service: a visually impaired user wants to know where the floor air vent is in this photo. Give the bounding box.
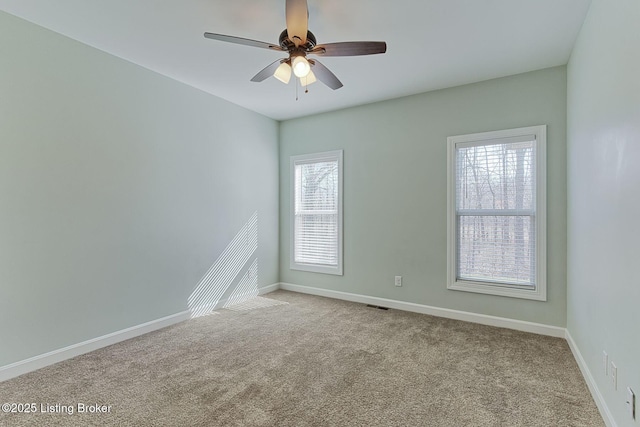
[366,304,389,310]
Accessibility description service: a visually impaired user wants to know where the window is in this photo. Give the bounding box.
[290,150,343,275]
[447,126,546,300]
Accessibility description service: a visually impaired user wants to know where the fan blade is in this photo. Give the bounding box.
[308,59,343,90]
[310,41,387,57]
[204,33,284,51]
[251,59,286,82]
[286,0,308,47]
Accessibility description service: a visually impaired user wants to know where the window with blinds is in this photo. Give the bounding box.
[447,126,547,300]
[290,150,343,275]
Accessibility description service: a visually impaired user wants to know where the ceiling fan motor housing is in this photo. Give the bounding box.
[279,29,317,51]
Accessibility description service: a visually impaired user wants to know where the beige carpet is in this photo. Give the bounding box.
[0,290,603,426]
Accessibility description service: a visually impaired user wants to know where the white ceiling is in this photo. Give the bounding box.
[0,0,591,121]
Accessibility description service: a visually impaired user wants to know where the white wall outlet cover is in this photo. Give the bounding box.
[394,276,402,287]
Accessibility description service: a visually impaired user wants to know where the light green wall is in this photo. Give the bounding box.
[0,11,279,367]
[567,0,640,425]
[280,66,567,326]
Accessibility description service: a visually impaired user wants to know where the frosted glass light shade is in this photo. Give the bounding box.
[300,70,317,86]
[292,56,311,78]
[274,62,292,84]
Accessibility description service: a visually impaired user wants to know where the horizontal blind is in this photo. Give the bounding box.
[456,137,537,287]
[294,160,339,266]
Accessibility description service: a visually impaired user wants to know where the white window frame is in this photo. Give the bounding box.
[290,150,343,275]
[446,125,547,301]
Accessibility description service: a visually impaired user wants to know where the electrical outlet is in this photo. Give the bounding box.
[627,388,636,420]
[603,351,608,376]
[394,276,402,287]
[611,362,617,390]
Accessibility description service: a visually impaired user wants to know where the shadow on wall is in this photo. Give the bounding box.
[188,212,259,318]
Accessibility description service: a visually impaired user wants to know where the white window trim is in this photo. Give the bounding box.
[446,125,547,301]
[290,150,343,275]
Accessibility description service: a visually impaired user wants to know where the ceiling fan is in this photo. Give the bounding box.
[204,0,387,90]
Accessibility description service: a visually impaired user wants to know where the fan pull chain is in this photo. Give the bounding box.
[296,79,299,101]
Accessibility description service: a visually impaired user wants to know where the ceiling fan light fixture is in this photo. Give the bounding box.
[300,69,317,86]
[292,56,311,78]
[274,62,292,84]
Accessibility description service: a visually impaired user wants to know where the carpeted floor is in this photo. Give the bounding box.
[0,290,603,426]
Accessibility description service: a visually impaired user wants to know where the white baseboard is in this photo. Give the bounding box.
[0,283,281,383]
[278,282,566,338]
[0,310,190,383]
[258,283,280,295]
[565,330,617,427]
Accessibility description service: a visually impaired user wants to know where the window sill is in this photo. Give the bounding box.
[447,279,546,301]
[290,262,343,276]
